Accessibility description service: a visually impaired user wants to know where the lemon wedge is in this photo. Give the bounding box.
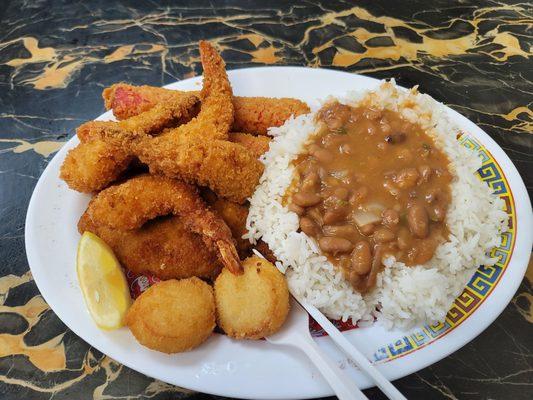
[76,231,131,330]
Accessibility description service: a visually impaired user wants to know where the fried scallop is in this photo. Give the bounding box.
[126,278,216,353]
[214,256,289,339]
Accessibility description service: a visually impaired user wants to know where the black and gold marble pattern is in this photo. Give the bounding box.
[0,1,531,399]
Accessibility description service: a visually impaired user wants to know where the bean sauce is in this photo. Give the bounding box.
[290,101,452,293]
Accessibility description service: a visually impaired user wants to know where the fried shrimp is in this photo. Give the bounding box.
[103,83,311,135]
[77,93,199,142]
[98,42,263,203]
[59,93,199,193]
[85,174,241,274]
[78,212,222,280]
[129,137,263,203]
[126,278,216,353]
[214,256,289,339]
[207,196,252,259]
[228,132,271,159]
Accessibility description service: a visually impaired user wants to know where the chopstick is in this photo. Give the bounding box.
[296,296,407,400]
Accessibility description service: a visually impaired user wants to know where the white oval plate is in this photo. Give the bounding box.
[25,67,532,399]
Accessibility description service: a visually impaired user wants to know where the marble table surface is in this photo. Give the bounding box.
[0,1,531,399]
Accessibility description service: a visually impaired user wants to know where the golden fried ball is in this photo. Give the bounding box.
[126,278,215,353]
[214,256,289,339]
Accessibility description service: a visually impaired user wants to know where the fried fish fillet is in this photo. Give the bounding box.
[78,212,222,280]
[103,84,310,135]
[85,174,241,274]
[59,139,134,193]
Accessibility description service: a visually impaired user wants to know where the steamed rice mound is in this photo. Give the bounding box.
[245,81,507,329]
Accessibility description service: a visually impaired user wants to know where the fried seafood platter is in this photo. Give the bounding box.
[61,41,307,353]
[27,38,530,394]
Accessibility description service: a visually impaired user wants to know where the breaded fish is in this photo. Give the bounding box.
[78,212,222,280]
[59,140,134,193]
[85,174,241,274]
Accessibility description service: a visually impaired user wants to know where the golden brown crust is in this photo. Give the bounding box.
[207,197,251,259]
[228,132,271,159]
[135,138,263,204]
[214,256,289,339]
[126,278,216,353]
[84,174,241,274]
[78,94,199,142]
[94,42,262,203]
[103,84,310,135]
[232,96,310,135]
[61,93,199,194]
[78,212,222,280]
[59,140,134,193]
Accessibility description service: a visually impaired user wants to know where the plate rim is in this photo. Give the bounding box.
[25,66,532,399]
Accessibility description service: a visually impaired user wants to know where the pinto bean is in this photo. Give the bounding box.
[359,223,376,236]
[318,237,354,254]
[292,191,322,207]
[309,145,334,163]
[323,224,358,238]
[333,187,350,201]
[320,103,351,130]
[301,171,320,192]
[349,186,368,205]
[351,241,372,275]
[288,203,304,215]
[349,270,363,287]
[397,227,411,250]
[394,167,420,189]
[410,238,438,264]
[382,209,400,227]
[300,217,319,236]
[323,207,350,224]
[407,203,429,238]
[373,227,396,243]
[429,204,447,222]
[307,208,324,227]
[383,179,400,197]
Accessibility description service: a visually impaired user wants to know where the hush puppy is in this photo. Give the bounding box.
[126,278,215,353]
[214,256,289,339]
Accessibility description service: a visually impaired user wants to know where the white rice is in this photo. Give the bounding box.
[245,81,507,329]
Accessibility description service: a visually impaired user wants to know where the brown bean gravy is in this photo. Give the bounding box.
[289,101,452,293]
